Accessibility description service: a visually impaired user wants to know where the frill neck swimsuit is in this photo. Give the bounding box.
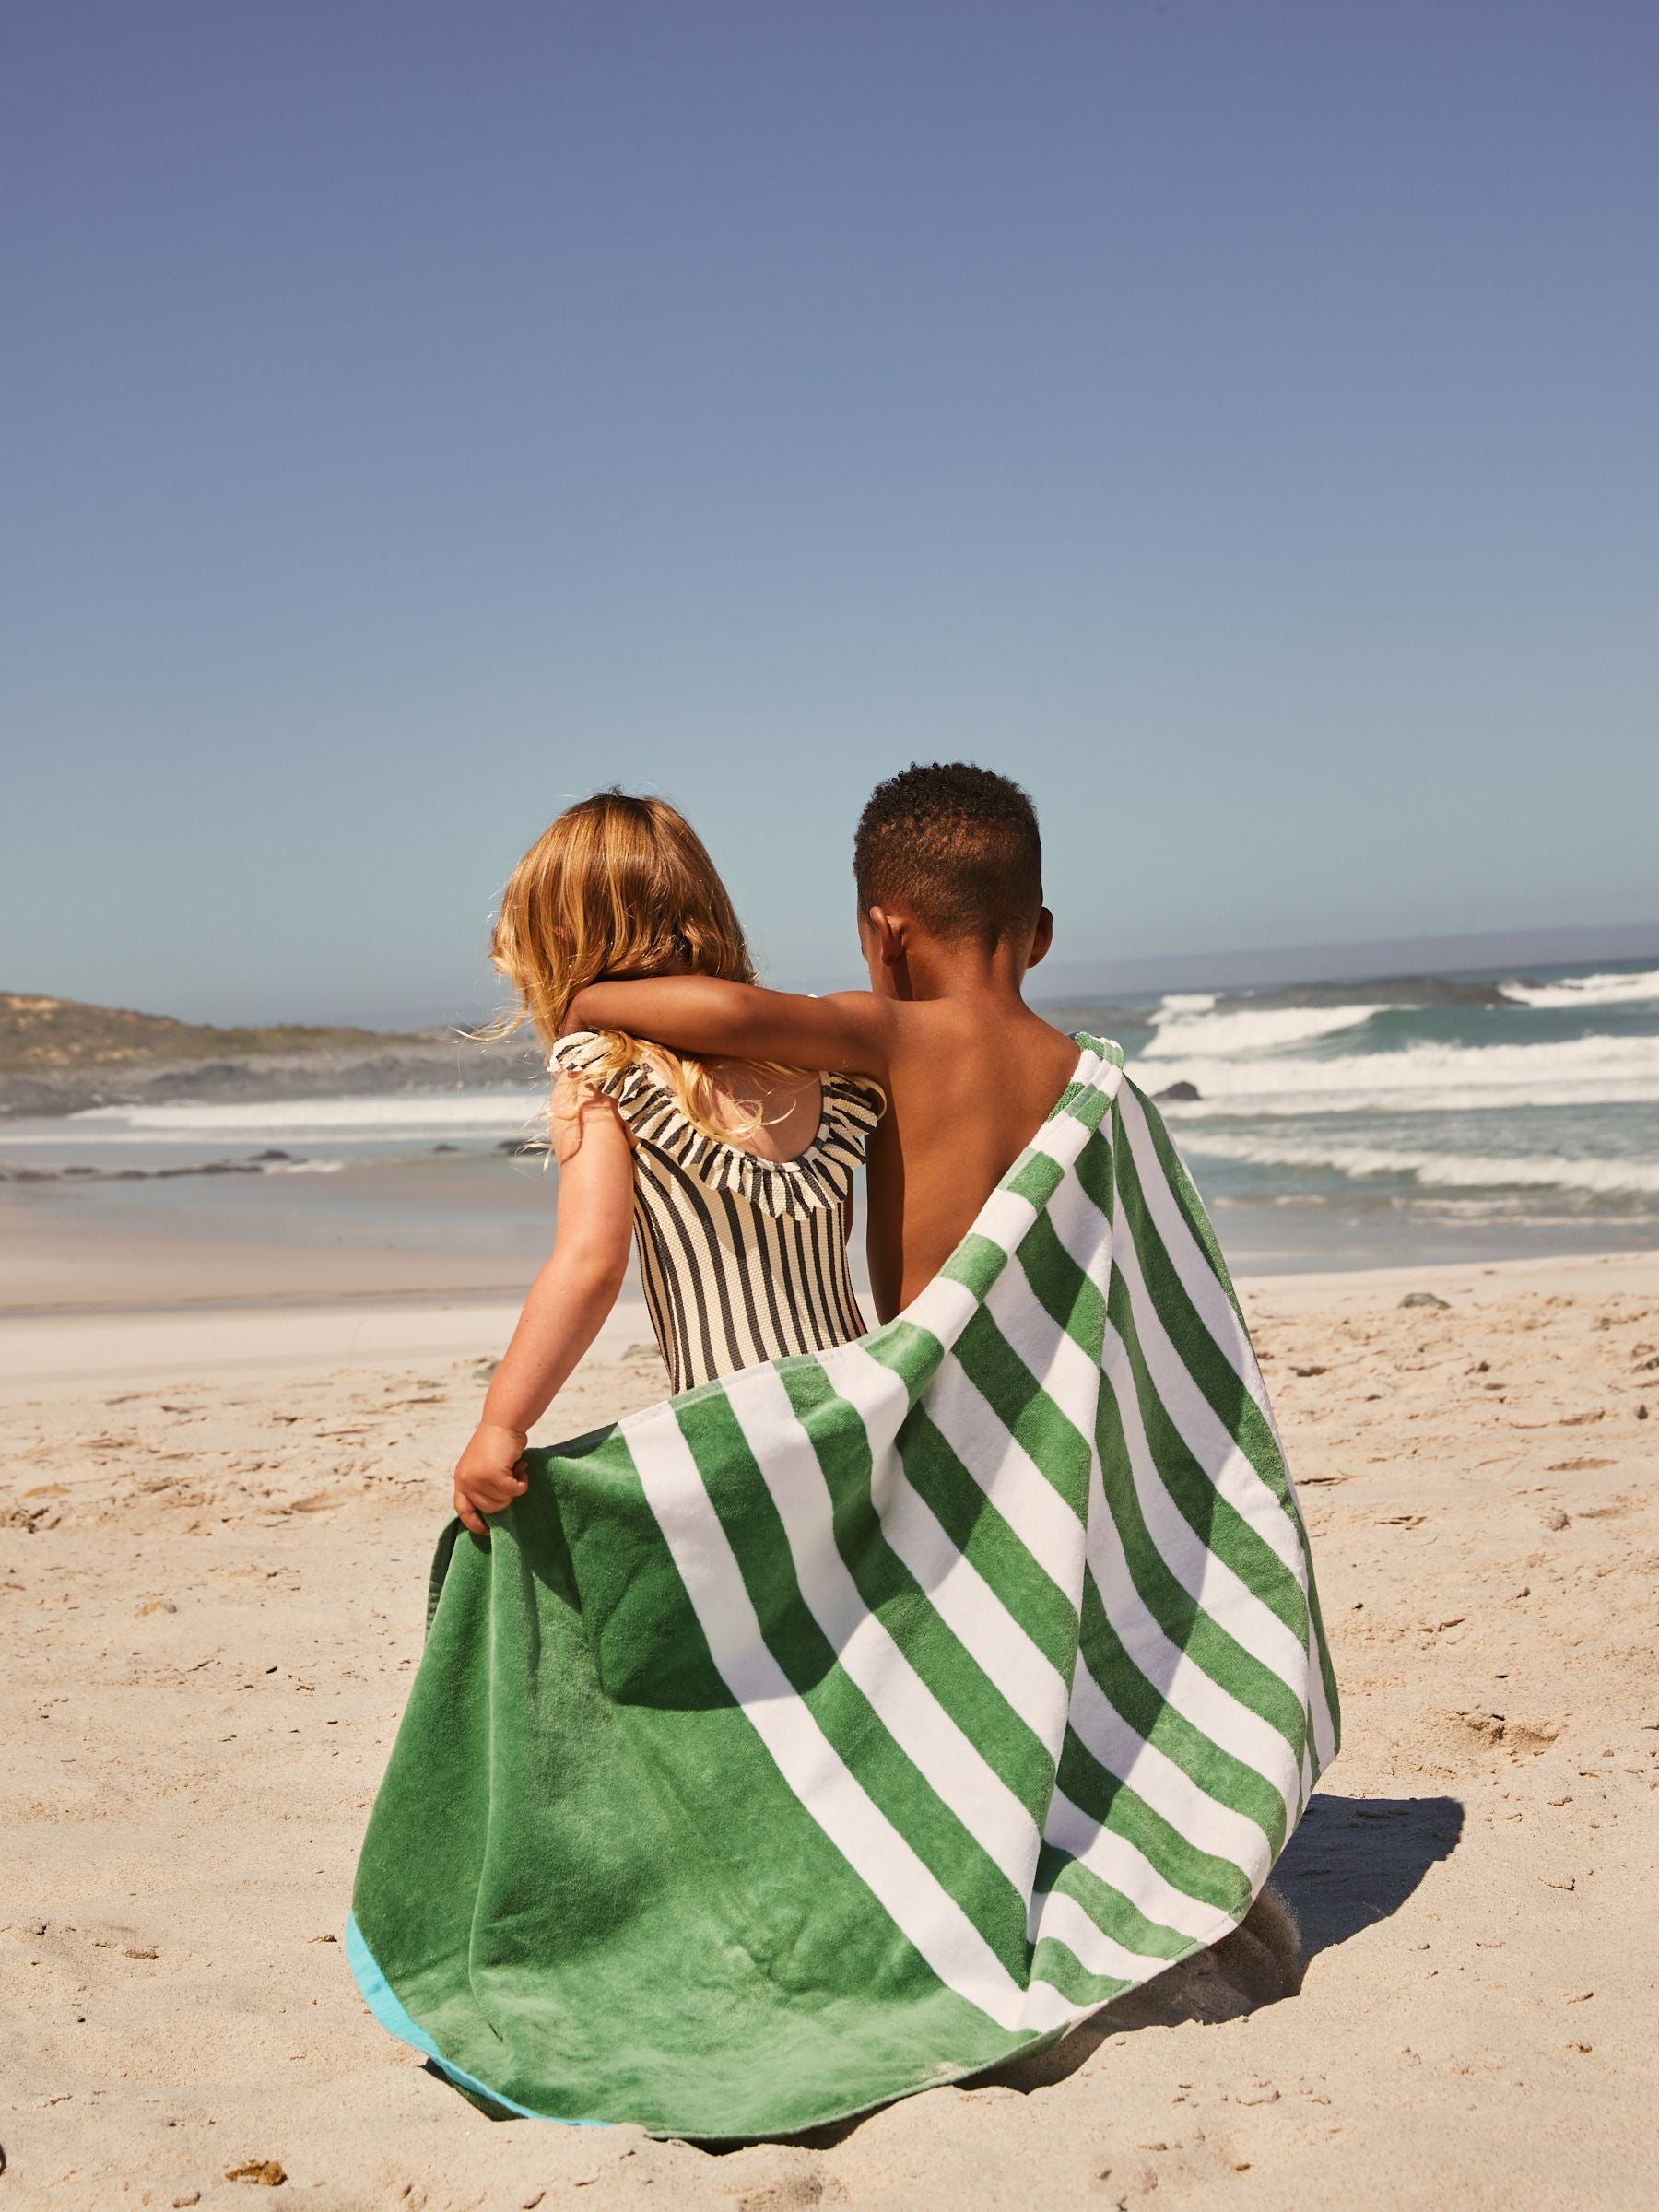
[548,1031,885,1394]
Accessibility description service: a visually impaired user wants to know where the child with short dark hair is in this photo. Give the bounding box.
[571,761,1083,1319]
[571,759,1311,2009]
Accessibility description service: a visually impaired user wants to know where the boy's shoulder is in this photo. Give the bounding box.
[880,994,1080,1072]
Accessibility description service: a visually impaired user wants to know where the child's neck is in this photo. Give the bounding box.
[877,935,1034,1006]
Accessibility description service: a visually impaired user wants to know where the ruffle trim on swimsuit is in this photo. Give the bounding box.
[547,1030,884,1218]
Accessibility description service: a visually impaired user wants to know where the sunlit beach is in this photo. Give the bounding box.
[5,2,1656,2205]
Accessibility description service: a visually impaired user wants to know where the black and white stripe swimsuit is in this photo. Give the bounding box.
[548,1030,885,1394]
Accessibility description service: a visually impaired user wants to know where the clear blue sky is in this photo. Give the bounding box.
[4,1,1655,1023]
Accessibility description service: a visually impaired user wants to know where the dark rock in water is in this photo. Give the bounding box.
[1399,1290,1450,1311]
[1155,1080,1202,1103]
[155,1159,261,1179]
[249,1147,292,1162]
[431,1142,460,1153]
[62,1164,97,1175]
[111,1169,150,1181]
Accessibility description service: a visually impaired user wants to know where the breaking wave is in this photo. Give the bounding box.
[65,1089,548,1140]
[1131,1032,1659,1115]
[1181,1130,1659,1200]
[1140,999,1382,1059]
[1500,965,1659,1009]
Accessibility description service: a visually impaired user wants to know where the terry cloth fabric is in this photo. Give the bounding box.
[347,1035,1339,2141]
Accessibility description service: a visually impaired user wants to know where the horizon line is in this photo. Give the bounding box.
[16,917,1656,1034]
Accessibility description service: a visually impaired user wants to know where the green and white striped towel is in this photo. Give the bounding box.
[348,1035,1338,2138]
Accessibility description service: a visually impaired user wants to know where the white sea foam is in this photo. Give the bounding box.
[1182,1130,1659,1199]
[1501,966,1659,1009]
[1141,1000,1382,1059]
[1132,1032,1659,1115]
[63,1089,547,1139]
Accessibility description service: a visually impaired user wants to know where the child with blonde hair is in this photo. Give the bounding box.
[451,788,883,1535]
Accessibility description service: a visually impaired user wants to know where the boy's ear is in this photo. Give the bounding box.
[1027,907,1054,968]
[865,904,908,968]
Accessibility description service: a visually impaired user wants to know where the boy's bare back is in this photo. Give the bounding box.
[858,994,1082,1318]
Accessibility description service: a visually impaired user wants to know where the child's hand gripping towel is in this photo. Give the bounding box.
[348,1037,1340,2138]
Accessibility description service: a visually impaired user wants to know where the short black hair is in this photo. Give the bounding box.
[853,762,1043,948]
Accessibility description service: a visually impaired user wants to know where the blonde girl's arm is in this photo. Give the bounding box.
[567,977,891,1080]
[452,1080,634,1537]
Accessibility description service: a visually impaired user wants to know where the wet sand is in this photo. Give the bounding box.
[0,1171,556,1318]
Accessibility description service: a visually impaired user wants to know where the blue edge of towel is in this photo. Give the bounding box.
[343,1912,608,2129]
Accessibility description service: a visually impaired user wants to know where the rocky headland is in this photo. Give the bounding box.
[0,993,543,1122]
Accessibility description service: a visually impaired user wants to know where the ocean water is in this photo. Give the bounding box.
[1067,957,1659,1269]
[4,959,1656,1275]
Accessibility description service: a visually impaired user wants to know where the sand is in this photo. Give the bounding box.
[0,1175,552,1318]
[3,1250,1657,2209]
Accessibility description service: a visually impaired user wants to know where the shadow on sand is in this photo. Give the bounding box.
[959,1789,1466,2112]
[774,1789,1467,2143]
[1272,1788,1465,1959]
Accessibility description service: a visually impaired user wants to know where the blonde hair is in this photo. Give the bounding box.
[481,789,772,1143]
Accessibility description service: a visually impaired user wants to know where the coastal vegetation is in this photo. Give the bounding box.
[0,994,537,1119]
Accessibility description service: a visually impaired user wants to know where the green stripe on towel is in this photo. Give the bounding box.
[350,1037,1338,2139]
